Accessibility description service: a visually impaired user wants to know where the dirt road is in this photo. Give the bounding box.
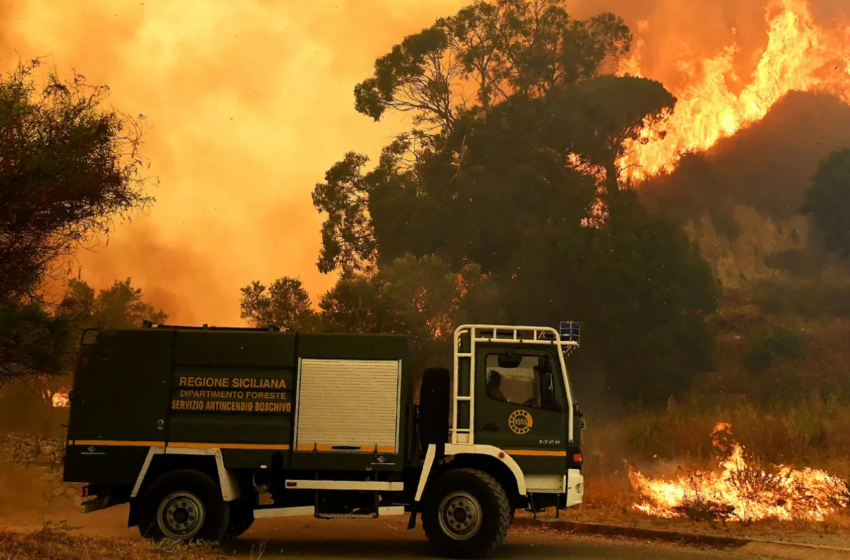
[225,518,766,559]
[10,506,771,560]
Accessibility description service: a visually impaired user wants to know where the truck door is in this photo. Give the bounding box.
[473,348,568,476]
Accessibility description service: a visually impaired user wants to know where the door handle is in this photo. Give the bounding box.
[479,423,499,432]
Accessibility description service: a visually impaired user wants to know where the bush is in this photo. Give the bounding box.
[743,326,807,374]
[752,281,850,318]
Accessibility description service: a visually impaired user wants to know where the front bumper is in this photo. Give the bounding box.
[566,468,584,507]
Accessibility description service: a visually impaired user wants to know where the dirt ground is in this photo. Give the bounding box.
[548,508,850,550]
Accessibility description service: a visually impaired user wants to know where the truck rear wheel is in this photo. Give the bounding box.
[138,469,230,543]
[422,468,511,559]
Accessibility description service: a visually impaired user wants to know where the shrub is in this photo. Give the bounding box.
[743,326,807,374]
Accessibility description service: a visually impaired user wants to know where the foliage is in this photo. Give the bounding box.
[312,1,711,406]
[60,278,167,331]
[743,326,807,374]
[802,147,850,257]
[0,61,150,302]
[0,61,151,388]
[509,193,719,404]
[752,280,850,318]
[354,0,631,129]
[239,277,319,331]
[317,44,709,404]
[0,278,165,388]
[316,75,674,276]
[312,152,381,274]
[0,300,74,388]
[546,75,675,195]
[319,254,507,371]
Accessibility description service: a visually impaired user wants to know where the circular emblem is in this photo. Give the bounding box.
[508,410,533,435]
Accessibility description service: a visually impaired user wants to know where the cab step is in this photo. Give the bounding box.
[315,512,377,519]
[315,506,405,519]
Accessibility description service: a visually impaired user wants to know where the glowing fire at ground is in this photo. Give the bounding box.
[630,423,850,522]
[49,389,70,408]
[619,0,850,181]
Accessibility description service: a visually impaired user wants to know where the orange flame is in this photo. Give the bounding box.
[620,0,850,181]
[630,423,850,522]
[50,389,70,408]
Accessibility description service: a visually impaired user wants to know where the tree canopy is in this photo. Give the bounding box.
[0,62,150,302]
[802,148,850,257]
[240,277,319,331]
[0,62,152,388]
[354,0,631,129]
[242,255,507,371]
[310,0,717,405]
[60,278,167,331]
[0,278,165,388]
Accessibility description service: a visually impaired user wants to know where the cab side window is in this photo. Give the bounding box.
[484,354,556,410]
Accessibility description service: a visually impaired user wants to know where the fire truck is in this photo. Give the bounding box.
[63,322,584,558]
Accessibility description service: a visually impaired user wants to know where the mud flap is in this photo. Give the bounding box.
[407,503,418,529]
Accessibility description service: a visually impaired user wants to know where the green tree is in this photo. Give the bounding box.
[240,277,319,331]
[0,62,150,302]
[0,300,74,388]
[313,2,714,406]
[61,278,167,331]
[0,62,151,387]
[318,255,507,370]
[0,278,166,388]
[316,75,673,277]
[354,0,630,129]
[802,148,850,257]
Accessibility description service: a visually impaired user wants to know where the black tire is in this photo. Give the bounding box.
[138,469,230,543]
[224,495,256,540]
[422,468,511,559]
[419,367,451,448]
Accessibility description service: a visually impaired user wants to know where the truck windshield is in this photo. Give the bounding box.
[484,353,556,410]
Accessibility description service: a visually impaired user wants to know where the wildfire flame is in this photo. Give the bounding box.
[630,423,850,522]
[50,389,70,408]
[620,0,850,181]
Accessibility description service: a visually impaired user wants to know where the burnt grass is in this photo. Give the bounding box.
[0,524,225,560]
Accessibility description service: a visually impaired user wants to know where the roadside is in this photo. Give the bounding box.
[0,517,772,560]
[544,507,850,550]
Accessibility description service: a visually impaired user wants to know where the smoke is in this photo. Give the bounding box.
[0,0,466,325]
[1,0,847,325]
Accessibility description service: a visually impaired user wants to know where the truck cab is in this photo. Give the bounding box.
[63,322,583,558]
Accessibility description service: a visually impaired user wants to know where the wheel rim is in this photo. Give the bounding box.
[437,491,483,541]
[157,491,206,540]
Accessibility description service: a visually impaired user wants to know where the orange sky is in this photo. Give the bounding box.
[1,0,845,325]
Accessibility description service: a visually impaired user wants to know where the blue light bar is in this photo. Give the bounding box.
[559,321,581,343]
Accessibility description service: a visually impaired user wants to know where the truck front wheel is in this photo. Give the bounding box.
[138,469,230,543]
[422,468,511,558]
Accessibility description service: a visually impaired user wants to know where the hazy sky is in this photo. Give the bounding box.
[1,0,845,325]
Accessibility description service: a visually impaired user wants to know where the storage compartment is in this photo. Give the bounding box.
[295,359,402,452]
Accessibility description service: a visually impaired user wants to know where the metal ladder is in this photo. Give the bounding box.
[452,326,475,445]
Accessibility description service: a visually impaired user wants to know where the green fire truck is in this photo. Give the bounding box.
[63,322,584,558]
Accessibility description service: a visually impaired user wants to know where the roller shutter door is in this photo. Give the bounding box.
[295,359,401,452]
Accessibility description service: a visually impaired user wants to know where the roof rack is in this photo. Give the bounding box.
[142,321,282,332]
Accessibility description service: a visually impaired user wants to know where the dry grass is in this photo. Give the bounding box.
[0,524,225,560]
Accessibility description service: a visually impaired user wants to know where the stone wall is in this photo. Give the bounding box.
[0,433,81,508]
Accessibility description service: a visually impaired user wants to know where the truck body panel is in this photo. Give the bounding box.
[63,323,583,558]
